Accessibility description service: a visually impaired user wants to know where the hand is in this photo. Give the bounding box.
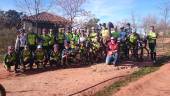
[112,50,117,54]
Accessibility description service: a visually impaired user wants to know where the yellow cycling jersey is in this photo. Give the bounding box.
[147,31,157,43]
[101,29,110,40]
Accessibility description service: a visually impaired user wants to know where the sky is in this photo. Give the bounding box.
[0,0,168,23]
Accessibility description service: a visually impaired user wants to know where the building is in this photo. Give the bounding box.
[22,12,71,34]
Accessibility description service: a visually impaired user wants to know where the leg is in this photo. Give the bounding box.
[35,61,40,69]
[43,59,48,68]
[144,47,150,57]
[49,60,54,67]
[124,42,129,59]
[14,62,19,73]
[29,59,34,70]
[139,47,144,61]
[134,44,139,60]
[149,43,156,62]
[105,55,113,65]
[4,62,11,72]
[113,53,118,65]
[22,61,27,71]
[61,57,67,67]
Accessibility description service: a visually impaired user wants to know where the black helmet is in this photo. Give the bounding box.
[127,23,131,26]
[103,23,106,27]
[108,22,114,28]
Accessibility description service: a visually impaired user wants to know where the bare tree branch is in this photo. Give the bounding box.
[15,0,54,15]
[55,0,86,26]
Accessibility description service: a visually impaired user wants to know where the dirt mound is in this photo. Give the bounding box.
[113,62,170,96]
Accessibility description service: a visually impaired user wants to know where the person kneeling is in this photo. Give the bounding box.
[21,45,33,71]
[4,46,18,73]
[106,37,118,66]
[50,44,61,67]
[34,45,47,69]
[61,43,73,67]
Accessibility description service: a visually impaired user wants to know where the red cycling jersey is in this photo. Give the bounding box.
[107,41,118,56]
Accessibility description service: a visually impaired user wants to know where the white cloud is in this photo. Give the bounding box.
[83,0,135,22]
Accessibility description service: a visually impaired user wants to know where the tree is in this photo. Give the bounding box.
[15,0,53,15]
[159,1,170,35]
[142,15,158,33]
[5,10,23,29]
[84,18,100,29]
[0,10,23,29]
[55,0,86,26]
[73,11,96,28]
[15,0,53,32]
[159,1,170,49]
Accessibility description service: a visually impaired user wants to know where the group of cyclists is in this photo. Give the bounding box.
[3,22,158,73]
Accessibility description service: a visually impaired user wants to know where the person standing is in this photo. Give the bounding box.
[15,29,27,53]
[72,29,80,44]
[48,29,56,50]
[57,28,65,51]
[15,29,27,67]
[119,27,129,59]
[41,28,51,62]
[111,27,119,39]
[128,29,140,60]
[65,28,73,44]
[78,29,86,44]
[125,23,132,36]
[27,27,38,55]
[101,23,110,44]
[147,26,158,64]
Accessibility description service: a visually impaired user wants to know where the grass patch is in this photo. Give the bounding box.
[94,67,159,96]
[94,53,170,96]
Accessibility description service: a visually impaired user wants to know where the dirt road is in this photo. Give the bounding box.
[0,63,139,96]
[113,62,170,96]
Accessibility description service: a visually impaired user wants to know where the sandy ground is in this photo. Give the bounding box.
[113,62,170,96]
[0,63,140,96]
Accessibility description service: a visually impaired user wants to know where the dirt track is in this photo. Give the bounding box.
[0,38,169,96]
[0,63,139,96]
[113,62,170,96]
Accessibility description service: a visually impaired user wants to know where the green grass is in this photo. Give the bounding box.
[94,53,170,96]
[94,67,159,96]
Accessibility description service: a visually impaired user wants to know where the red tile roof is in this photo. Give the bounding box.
[23,12,71,25]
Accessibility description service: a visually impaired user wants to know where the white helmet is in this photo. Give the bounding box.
[132,28,137,33]
[37,45,42,49]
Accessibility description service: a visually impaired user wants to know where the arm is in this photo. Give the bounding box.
[15,37,20,51]
[62,50,66,58]
[4,54,8,64]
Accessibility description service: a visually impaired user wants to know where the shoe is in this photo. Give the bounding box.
[14,70,19,73]
[113,62,118,66]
